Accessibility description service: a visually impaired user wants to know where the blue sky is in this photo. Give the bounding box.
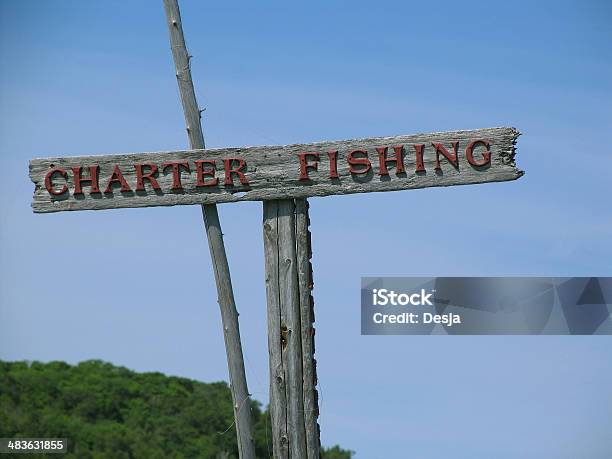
[1,0,611,457]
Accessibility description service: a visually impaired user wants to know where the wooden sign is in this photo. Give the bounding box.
[32,1,525,457]
[29,127,520,213]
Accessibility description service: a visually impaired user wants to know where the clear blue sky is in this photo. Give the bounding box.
[1,1,611,457]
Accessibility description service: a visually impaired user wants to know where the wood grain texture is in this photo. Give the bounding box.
[263,200,289,459]
[277,199,307,459]
[30,127,521,213]
[295,199,320,459]
[264,198,320,458]
[163,1,255,458]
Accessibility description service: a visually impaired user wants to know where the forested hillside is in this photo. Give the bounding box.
[0,360,352,458]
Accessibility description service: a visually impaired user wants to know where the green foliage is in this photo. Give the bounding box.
[0,360,352,458]
[321,445,355,459]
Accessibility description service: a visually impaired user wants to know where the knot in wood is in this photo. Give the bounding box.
[280,325,288,349]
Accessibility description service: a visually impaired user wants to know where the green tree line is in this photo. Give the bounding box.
[0,360,353,458]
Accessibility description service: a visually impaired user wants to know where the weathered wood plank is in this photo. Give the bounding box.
[277,199,307,458]
[263,201,289,459]
[295,199,320,459]
[30,127,521,213]
[264,199,312,458]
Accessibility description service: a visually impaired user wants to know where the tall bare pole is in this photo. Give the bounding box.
[162,1,255,457]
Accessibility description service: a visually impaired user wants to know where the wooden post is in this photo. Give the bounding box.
[263,200,290,458]
[162,1,255,458]
[295,199,320,459]
[264,198,320,458]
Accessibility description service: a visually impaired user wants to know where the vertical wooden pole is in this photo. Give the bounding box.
[263,200,290,459]
[295,199,321,459]
[264,198,320,458]
[162,2,255,458]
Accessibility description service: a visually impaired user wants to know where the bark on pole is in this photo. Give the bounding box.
[162,1,255,458]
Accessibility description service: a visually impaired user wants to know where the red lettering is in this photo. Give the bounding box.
[104,165,132,193]
[377,146,405,176]
[465,139,491,167]
[162,161,190,190]
[327,150,339,179]
[44,167,68,196]
[297,152,320,180]
[223,158,249,186]
[134,163,161,191]
[414,144,425,172]
[432,141,459,171]
[347,150,371,175]
[72,165,100,195]
[195,160,218,187]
